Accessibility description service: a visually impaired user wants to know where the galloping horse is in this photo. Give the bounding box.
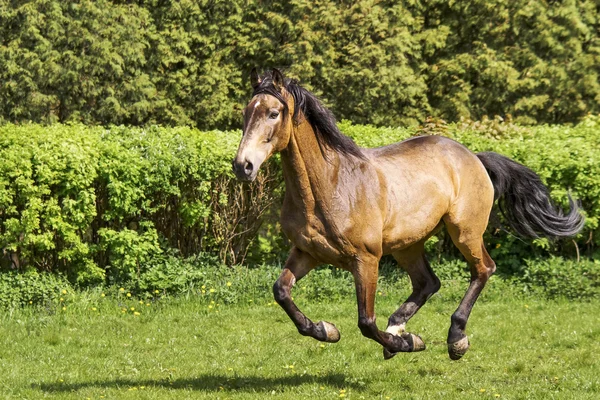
[233,68,584,360]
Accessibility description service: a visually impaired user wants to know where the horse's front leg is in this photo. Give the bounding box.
[273,247,340,342]
[353,256,425,354]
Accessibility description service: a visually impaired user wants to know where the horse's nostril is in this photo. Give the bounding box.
[244,161,253,174]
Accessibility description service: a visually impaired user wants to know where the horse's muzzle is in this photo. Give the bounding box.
[232,158,256,182]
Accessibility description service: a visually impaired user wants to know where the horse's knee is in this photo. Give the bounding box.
[272,280,289,304]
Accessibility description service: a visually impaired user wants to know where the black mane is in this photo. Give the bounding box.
[252,71,364,159]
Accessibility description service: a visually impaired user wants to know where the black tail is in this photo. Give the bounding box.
[477,152,585,239]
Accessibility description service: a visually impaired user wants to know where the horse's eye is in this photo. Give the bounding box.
[269,111,280,119]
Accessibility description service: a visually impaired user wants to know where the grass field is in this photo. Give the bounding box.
[0,284,599,399]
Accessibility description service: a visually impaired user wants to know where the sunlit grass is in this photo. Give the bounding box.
[0,289,598,399]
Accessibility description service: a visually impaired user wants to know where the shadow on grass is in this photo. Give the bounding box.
[37,372,364,393]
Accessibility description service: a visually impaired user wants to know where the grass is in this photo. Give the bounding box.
[0,283,599,399]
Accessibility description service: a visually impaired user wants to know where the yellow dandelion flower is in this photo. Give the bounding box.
[92,307,97,311]
[62,307,66,311]
[101,293,105,297]
[320,386,324,390]
[340,389,346,393]
[130,307,135,311]
[228,368,233,371]
[201,290,206,294]
[339,395,345,398]
[208,305,213,309]
[126,293,132,297]
[29,301,32,304]
[209,288,215,293]
[201,285,206,289]
[154,290,159,294]
[62,289,67,295]
[378,291,382,296]
[480,388,486,393]
[496,243,501,248]
[120,288,125,292]
[146,303,150,306]
[60,298,64,302]
[226,281,232,287]
[122,310,126,314]
[495,395,501,398]
[211,300,215,304]
[134,312,140,316]
[139,300,144,304]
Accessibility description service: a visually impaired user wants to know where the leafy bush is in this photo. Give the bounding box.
[0,124,278,286]
[0,118,599,286]
[0,269,71,309]
[520,257,600,300]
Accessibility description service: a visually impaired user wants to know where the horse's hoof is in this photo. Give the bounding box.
[317,321,340,343]
[402,332,426,352]
[383,332,425,359]
[448,336,470,360]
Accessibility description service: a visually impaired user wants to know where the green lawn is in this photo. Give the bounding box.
[1,290,599,399]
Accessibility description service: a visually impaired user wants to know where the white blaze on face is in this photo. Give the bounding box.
[247,100,261,122]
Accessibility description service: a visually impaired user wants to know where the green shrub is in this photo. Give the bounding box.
[0,269,71,309]
[0,119,599,286]
[520,257,600,300]
[0,124,278,285]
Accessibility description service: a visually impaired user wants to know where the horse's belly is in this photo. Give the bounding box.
[381,209,446,254]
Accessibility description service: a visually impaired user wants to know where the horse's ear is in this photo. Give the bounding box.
[250,67,261,89]
[272,68,285,91]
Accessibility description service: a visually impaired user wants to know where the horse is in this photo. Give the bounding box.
[232,68,584,360]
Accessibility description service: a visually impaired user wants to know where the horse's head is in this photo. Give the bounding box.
[233,68,293,182]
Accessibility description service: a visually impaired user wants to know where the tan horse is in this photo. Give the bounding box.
[233,68,584,360]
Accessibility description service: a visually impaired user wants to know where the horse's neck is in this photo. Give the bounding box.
[281,121,339,213]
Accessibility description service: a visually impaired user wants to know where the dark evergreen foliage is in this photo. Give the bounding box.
[1,1,599,128]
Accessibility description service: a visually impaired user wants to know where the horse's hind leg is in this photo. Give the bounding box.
[351,254,424,354]
[383,241,440,359]
[444,218,496,360]
[273,247,340,342]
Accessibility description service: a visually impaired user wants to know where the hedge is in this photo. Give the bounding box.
[0,116,599,286]
[1,1,599,128]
